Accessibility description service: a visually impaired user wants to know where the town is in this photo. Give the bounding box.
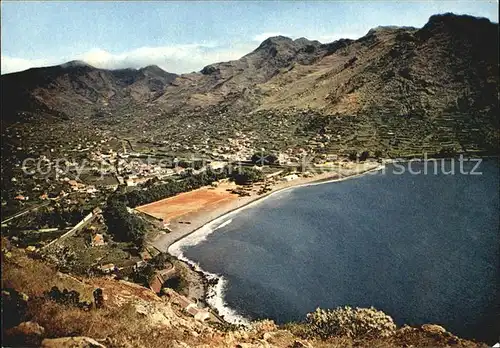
[2,122,384,324]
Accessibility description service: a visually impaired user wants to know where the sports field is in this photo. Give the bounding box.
[135,185,237,222]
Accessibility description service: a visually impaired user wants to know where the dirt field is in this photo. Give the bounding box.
[135,184,238,223]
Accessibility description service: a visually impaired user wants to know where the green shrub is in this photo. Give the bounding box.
[103,196,146,246]
[163,276,188,294]
[229,167,264,185]
[305,306,396,339]
[251,152,278,165]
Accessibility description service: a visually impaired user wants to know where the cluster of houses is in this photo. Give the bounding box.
[162,288,213,322]
[8,128,353,213]
[116,158,177,179]
[94,252,213,322]
[65,179,99,194]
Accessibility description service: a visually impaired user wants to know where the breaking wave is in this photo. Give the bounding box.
[168,217,250,325]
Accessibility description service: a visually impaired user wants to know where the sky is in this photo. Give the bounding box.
[1,1,498,74]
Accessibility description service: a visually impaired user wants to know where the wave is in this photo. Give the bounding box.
[168,218,232,255]
[168,216,252,324]
[216,218,233,230]
[177,251,249,325]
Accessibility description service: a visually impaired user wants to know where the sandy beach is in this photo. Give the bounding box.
[148,161,384,253]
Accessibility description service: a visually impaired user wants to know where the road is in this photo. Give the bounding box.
[1,201,52,224]
[1,192,71,225]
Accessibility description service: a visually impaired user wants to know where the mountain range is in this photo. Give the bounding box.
[1,13,498,159]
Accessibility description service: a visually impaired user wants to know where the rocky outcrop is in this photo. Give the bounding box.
[1,247,490,348]
[422,324,447,334]
[41,336,106,348]
[4,321,45,346]
[9,321,45,336]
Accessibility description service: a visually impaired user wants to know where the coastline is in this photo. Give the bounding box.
[153,161,385,253]
[153,161,385,323]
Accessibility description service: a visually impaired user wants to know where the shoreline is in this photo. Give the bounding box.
[153,161,385,253]
[156,161,385,323]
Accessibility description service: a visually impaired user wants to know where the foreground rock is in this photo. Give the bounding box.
[422,323,447,334]
[1,241,490,348]
[4,321,45,346]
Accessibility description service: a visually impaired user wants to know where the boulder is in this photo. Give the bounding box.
[41,336,106,348]
[235,344,257,348]
[290,341,312,348]
[421,324,447,335]
[10,321,45,336]
[169,340,191,348]
[263,332,275,341]
[4,321,45,346]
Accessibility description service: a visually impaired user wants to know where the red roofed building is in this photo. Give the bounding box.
[91,234,106,247]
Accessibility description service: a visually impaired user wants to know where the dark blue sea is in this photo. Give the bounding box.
[177,159,499,343]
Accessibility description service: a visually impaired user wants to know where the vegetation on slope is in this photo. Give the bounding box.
[2,241,488,347]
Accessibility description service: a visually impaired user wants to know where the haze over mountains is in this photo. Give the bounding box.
[1,13,498,158]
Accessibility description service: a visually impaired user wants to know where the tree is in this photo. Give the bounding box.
[251,152,278,166]
[230,167,264,185]
[132,263,155,287]
[163,275,188,294]
[150,252,173,269]
[103,195,146,246]
[359,151,370,161]
[438,146,458,158]
[347,151,358,161]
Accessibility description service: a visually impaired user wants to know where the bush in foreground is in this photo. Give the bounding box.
[305,306,396,339]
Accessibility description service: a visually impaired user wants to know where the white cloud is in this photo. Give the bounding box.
[0,30,366,75]
[1,42,257,75]
[1,56,54,75]
[82,43,254,72]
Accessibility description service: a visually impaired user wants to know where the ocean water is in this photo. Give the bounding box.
[171,159,499,343]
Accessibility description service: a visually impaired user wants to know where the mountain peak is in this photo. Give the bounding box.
[427,12,493,26]
[59,60,94,69]
[139,65,177,81]
[294,37,321,46]
[257,36,294,49]
[417,12,497,42]
[141,65,164,72]
[421,12,495,34]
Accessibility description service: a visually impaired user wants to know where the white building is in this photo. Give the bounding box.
[208,161,227,170]
[282,174,299,182]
